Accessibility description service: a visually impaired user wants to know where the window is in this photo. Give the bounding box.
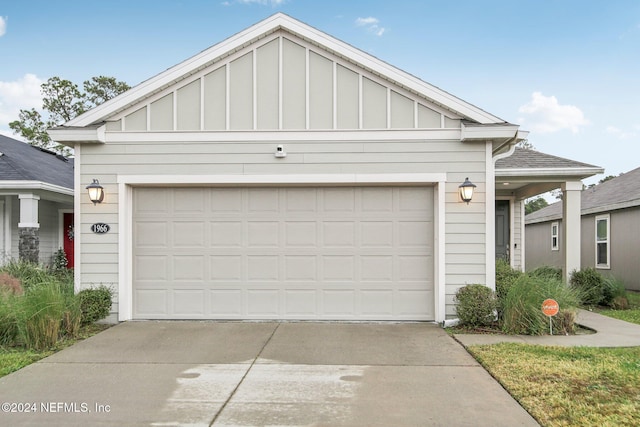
[551,222,559,251]
[595,214,610,269]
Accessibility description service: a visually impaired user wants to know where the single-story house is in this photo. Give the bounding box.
[48,13,601,322]
[0,134,75,266]
[526,166,640,291]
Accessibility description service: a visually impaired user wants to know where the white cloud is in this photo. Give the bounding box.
[518,92,589,134]
[0,16,7,37]
[355,16,386,37]
[606,125,637,140]
[0,74,44,129]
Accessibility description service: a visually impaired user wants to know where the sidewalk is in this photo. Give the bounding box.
[454,309,640,347]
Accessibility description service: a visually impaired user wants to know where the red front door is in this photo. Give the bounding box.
[63,212,74,269]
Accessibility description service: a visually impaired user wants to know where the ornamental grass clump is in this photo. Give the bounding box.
[501,274,580,335]
[455,284,497,327]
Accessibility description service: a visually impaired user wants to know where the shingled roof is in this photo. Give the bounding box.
[0,134,74,189]
[526,166,640,224]
[496,147,599,170]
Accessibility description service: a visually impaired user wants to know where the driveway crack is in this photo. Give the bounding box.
[209,322,280,426]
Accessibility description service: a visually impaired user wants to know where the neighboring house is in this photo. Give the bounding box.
[49,14,601,322]
[526,166,640,291]
[0,134,75,267]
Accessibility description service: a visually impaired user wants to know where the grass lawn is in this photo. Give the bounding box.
[468,343,640,427]
[596,292,640,325]
[0,323,110,379]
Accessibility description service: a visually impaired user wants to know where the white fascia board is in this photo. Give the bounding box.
[0,181,74,196]
[65,13,503,129]
[461,123,520,141]
[103,129,463,143]
[48,125,105,143]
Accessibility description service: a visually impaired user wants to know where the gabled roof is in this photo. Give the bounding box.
[0,134,74,190]
[525,166,640,224]
[62,13,505,129]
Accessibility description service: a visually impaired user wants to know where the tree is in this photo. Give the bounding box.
[517,139,535,150]
[10,76,130,155]
[525,196,549,215]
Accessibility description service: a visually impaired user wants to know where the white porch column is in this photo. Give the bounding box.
[18,194,40,228]
[18,194,40,263]
[562,181,582,282]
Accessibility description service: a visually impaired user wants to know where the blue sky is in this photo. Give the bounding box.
[1,0,639,185]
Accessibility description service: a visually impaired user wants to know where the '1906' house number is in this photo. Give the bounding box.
[91,223,110,234]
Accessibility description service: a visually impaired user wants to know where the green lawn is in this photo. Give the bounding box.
[468,343,640,427]
[597,292,640,325]
[0,324,109,378]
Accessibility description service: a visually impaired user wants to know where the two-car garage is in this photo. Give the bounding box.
[131,185,435,320]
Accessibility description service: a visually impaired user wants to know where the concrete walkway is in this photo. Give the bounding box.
[0,322,539,427]
[454,309,640,347]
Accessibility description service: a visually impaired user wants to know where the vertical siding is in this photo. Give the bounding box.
[390,91,414,128]
[203,67,226,130]
[177,80,201,131]
[112,32,457,133]
[256,39,279,129]
[608,208,640,291]
[282,38,306,129]
[150,94,173,131]
[581,215,596,270]
[124,107,147,131]
[336,65,359,129]
[362,77,387,129]
[309,51,333,129]
[229,52,253,130]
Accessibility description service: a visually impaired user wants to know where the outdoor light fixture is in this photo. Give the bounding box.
[458,177,476,204]
[86,179,105,205]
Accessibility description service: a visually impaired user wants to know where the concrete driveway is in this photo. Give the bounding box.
[0,322,538,426]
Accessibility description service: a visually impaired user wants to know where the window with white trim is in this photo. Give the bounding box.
[595,214,610,269]
[551,222,559,251]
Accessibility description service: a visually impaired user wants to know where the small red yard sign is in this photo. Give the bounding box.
[542,299,559,317]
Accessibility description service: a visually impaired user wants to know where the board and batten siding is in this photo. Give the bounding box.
[104,31,460,134]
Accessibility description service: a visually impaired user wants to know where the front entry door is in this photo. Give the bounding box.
[495,200,510,262]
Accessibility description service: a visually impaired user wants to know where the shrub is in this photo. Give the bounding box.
[19,282,71,350]
[501,274,580,335]
[603,277,628,309]
[455,284,497,327]
[0,272,23,296]
[570,268,608,306]
[0,295,20,346]
[529,266,563,281]
[51,248,68,274]
[0,261,53,293]
[495,259,523,318]
[77,286,113,325]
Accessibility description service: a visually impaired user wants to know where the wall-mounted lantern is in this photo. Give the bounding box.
[86,179,105,205]
[458,177,476,204]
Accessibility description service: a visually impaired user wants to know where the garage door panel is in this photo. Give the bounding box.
[133,186,434,320]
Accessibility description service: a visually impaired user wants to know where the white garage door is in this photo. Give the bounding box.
[132,186,434,320]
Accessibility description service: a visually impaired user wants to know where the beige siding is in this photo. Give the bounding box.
[390,91,414,128]
[203,67,226,130]
[150,94,173,131]
[177,80,201,131]
[80,137,488,319]
[418,105,441,128]
[124,107,147,131]
[230,52,253,130]
[256,39,279,129]
[336,65,359,129]
[282,38,306,129]
[105,120,121,131]
[309,52,333,129]
[362,77,387,129]
[109,32,462,132]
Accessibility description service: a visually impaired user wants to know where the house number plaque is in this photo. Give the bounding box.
[91,223,111,234]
